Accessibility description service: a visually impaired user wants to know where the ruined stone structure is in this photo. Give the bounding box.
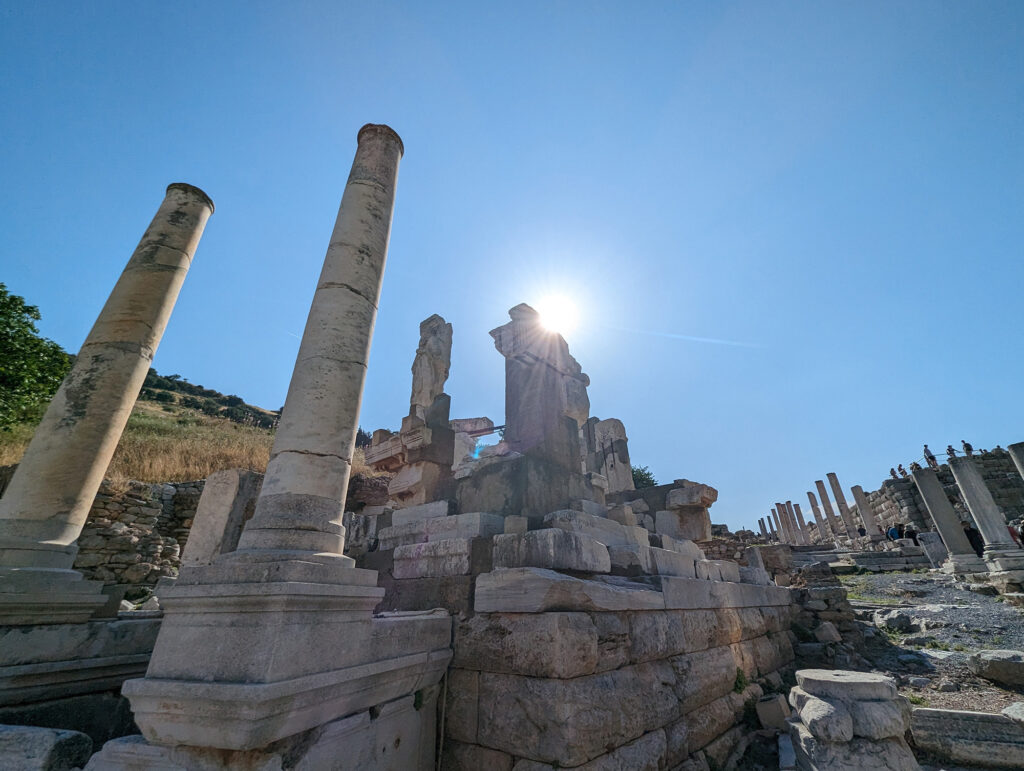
[1,126,809,770]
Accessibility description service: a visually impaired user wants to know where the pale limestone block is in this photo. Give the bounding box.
[684,690,739,755]
[477,662,679,767]
[789,689,853,742]
[814,621,842,643]
[755,693,791,729]
[968,649,1024,686]
[445,669,479,744]
[543,510,648,547]
[628,498,650,514]
[443,741,513,771]
[658,535,705,560]
[376,520,429,550]
[607,544,653,575]
[626,612,686,663]
[796,669,898,701]
[695,560,721,581]
[391,500,453,527]
[0,724,92,770]
[649,548,696,578]
[393,538,475,578]
[671,645,740,712]
[666,484,718,509]
[452,612,598,678]
[492,529,611,572]
[849,698,911,740]
[661,577,791,610]
[915,706,1024,768]
[181,469,261,567]
[606,504,637,527]
[503,515,529,535]
[571,499,606,517]
[710,560,740,582]
[789,720,919,771]
[475,567,664,613]
[427,512,505,540]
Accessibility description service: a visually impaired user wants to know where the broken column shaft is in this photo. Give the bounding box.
[911,467,987,573]
[0,184,214,573]
[235,124,403,558]
[815,479,846,539]
[827,473,859,537]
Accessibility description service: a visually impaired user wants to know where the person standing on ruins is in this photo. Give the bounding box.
[890,468,899,481]
[946,444,957,458]
[898,464,908,478]
[962,440,974,457]
[924,445,939,470]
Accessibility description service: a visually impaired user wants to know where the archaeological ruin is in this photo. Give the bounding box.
[4,124,1024,771]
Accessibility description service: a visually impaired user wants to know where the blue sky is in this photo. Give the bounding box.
[3,2,1022,531]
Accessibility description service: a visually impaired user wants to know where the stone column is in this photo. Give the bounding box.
[827,473,859,538]
[235,124,403,559]
[1008,442,1024,482]
[949,456,1024,571]
[792,502,811,544]
[768,512,780,541]
[911,467,987,573]
[850,485,883,538]
[788,501,808,545]
[806,491,831,541]
[0,183,213,624]
[781,501,802,544]
[815,480,846,539]
[770,505,786,540]
[758,518,768,540]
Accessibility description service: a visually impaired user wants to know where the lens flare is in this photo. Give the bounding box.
[535,295,579,335]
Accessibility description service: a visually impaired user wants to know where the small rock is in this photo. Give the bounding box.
[814,622,843,643]
[968,582,999,595]
[907,676,931,688]
[139,596,161,611]
[936,680,959,692]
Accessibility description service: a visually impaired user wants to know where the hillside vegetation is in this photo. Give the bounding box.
[1,369,376,486]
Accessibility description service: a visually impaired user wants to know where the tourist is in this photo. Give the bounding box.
[924,445,939,470]
[887,525,899,541]
[963,522,985,558]
[962,440,974,457]
[890,467,899,481]
[897,464,908,478]
[946,444,956,458]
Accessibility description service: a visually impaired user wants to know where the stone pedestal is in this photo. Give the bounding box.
[911,468,987,574]
[949,457,1024,571]
[0,183,213,625]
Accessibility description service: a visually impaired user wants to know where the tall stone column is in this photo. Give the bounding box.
[911,467,987,573]
[758,518,768,540]
[827,473,859,538]
[768,512,780,541]
[815,480,846,539]
[792,502,811,543]
[235,124,404,559]
[119,126,452,755]
[774,503,792,543]
[787,501,808,545]
[949,456,1024,571]
[1008,442,1024,482]
[0,183,213,624]
[806,491,831,541]
[850,485,883,537]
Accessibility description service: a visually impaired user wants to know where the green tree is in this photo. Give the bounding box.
[0,284,71,428]
[631,465,658,489]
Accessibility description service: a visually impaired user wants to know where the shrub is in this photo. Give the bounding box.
[631,465,657,489]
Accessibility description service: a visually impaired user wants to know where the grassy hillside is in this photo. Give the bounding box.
[1,370,376,485]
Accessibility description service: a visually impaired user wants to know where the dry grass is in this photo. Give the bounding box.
[1,400,380,485]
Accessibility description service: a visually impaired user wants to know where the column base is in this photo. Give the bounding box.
[123,556,452,750]
[88,688,441,770]
[941,554,990,574]
[0,568,108,625]
[983,546,1024,572]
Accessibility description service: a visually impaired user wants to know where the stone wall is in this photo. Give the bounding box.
[701,536,753,565]
[442,600,794,770]
[866,447,1024,532]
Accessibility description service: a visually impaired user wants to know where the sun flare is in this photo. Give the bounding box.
[536,295,579,335]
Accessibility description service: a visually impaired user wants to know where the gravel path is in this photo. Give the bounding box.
[840,571,1024,713]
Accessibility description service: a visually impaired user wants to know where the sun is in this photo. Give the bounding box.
[535,295,579,335]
